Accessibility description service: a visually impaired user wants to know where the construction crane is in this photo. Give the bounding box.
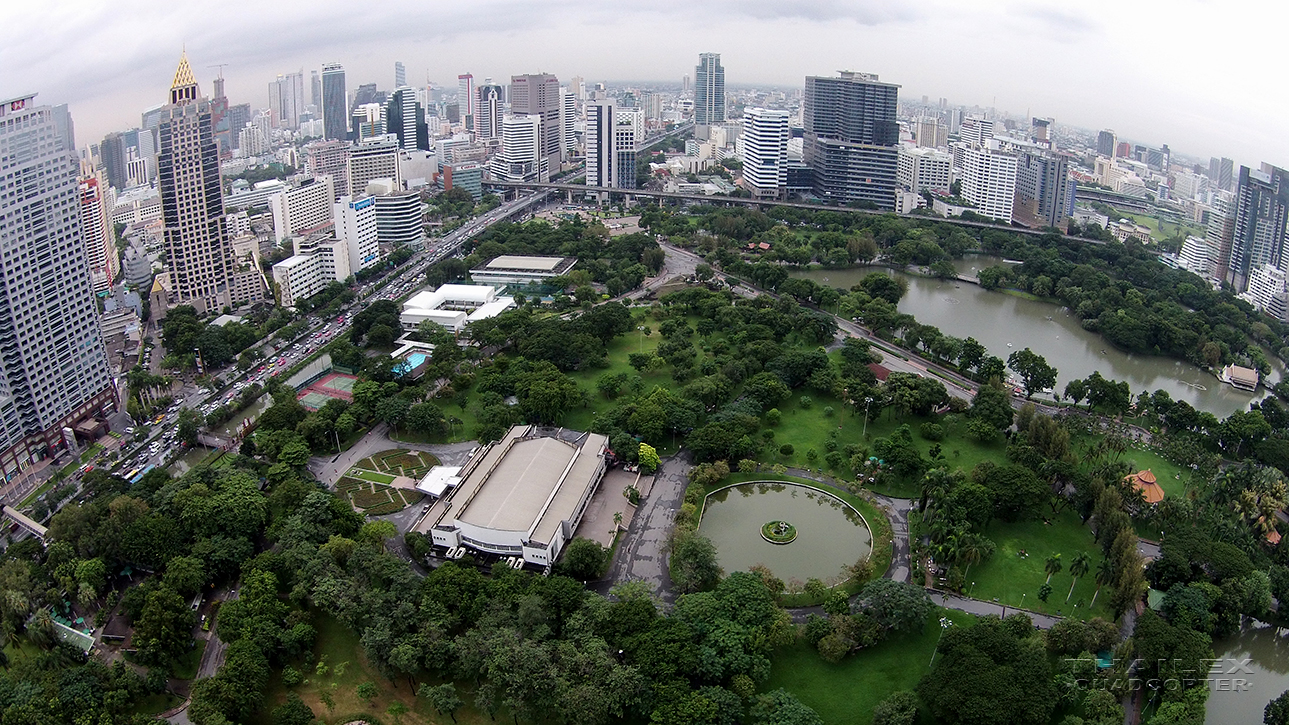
[208,63,229,78]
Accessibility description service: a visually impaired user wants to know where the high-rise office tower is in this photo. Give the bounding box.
[320,63,347,142]
[1096,130,1116,157]
[310,70,321,109]
[79,177,119,291]
[561,87,577,157]
[915,117,945,149]
[99,132,128,190]
[395,62,407,89]
[269,70,306,130]
[1207,190,1237,276]
[586,98,617,189]
[490,115,545,182]
[347,135,401,196]
[458,74,474,131]
[0,93,116,470]
[741,108,790,200]
[1229,164,1289,291]
[1209,156,1235,193]
[224,103,250,150]
[475,81,503,141]
[159,52,254,313]
[802,71,900,209]
[683,74,691,94]
[509,73,562,170]
[614,117,637,189]
[387,87,427,151]
[694,53,725,137]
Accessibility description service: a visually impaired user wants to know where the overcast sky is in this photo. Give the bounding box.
[4,0,1284,167]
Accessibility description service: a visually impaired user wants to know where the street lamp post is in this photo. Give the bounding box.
[862,397,873,437]
[637,326,645,353]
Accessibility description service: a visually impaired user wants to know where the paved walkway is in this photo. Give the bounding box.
[307,424,477,487]
[597,453,688,603]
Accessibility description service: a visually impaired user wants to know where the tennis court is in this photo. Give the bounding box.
[298,390,335,411]
[297,372,359,410]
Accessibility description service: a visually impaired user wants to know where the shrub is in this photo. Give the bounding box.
[779,444,795,456]
[799,395,813,409]
[920,422,945,441]
[823,406,835,417]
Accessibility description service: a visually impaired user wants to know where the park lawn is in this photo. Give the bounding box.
[349,469,397,485]
[254,612,501,725]
[172,638,207,680]
[759,393,1009,499]
[391,399,479,445]
[967,508,1113,621]
[1119,444,1189,499]
[763,608,974,725]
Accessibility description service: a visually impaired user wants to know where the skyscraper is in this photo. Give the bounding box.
[310,70,321,109]
[394,62,407,89]
[694,53,725,137]
[0,93,116,470]
[387,87,427,151]
[475,81,503,141]
[79,177,119,291]
[1229,164,1289,291]
[99,132,127,191]
[802,71,900,209]
[307,140,350,201]
[159,52,258,313]
[1209,156,1235,193]
[321,63,347,142]
[458,74,474,131]
[509,73,562,171]
[561,87,577,158]
[586,98,617,190]
[1096,130,1116,157]
[740,108,790,200]
[269,70,306,130]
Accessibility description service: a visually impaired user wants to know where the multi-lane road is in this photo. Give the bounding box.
[116,190,552,476]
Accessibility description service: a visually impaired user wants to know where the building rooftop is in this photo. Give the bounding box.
[485,255,567,272]
[445,425,607,546]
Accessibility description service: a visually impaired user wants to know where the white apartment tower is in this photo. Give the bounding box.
[561,87,578,158]
[0,92,116,472]
[490,115,546,183]
[335,195,380,273]
[79,176,120,291]
[897,146,953,194]
[270,176,336,242]
[740,108,789,200]
[959,141,1018,222]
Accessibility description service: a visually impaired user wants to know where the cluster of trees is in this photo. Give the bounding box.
[160,306,261,371]
[463,217,662,297]
[802,579,935,663]
[976,234,1282,372]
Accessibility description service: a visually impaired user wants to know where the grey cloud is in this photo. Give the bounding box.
[1013,5,1099,39]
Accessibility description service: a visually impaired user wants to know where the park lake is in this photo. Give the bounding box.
[792,256,1281,418]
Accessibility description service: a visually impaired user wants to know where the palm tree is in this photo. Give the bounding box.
[958,533,995,579]
[1044,553,1063,584]
[1066,551,1091,603]
[1090,558,1115,608]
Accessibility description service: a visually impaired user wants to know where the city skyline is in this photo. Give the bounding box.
[4,0,1287,166]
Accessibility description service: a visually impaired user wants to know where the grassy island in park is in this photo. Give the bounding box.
[760,520,798,544]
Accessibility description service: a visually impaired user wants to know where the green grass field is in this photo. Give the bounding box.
[964,508,1112,620]
[348,468,396,485]
[764,608,974,725]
